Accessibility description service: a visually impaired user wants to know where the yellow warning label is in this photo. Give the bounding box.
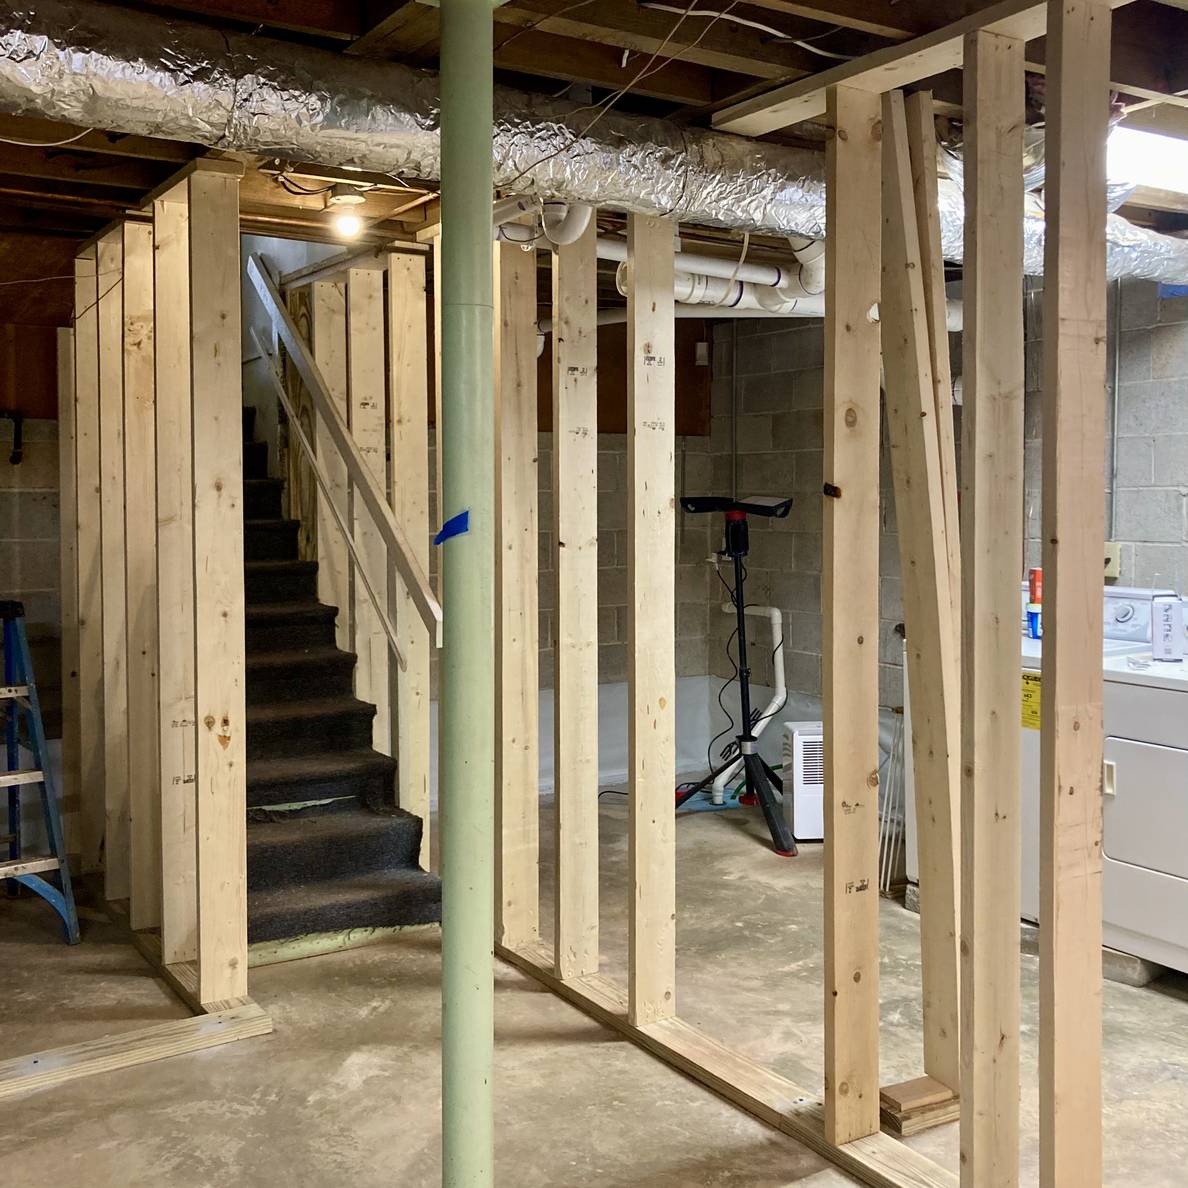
[1021,671,1041,730]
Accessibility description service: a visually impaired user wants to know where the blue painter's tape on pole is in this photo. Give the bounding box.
[434,509,470,545]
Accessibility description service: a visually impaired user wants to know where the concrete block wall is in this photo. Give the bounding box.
[705,321,906,708]
[0,416,62,721]
[427,429,712,697]
[1024,280,1188,593]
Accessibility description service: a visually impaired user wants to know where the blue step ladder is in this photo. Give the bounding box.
[2,600,80,944]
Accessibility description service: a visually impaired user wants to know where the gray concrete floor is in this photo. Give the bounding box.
[4,797,1188,1186]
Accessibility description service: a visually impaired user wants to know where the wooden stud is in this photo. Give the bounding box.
[626,213,676,1027]
[880,90,961,1098]
[1039,2,1111,1183]
[822,83,882,1146]
[904,90,961,627]
[56,326,81,863]
[122,219,161,930]
[153,190,198,965]
[552,218,600,981]
[493,239,541,951]
[73,250,104,874]
[960,29,1025,1188]
[311,279,352,651]
[96,230,131,903]
[189,169,248,1006]
[388,252,432,867]
[347,267,391,756]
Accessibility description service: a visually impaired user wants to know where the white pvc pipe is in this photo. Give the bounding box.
[541,201,594,246]
[711,603,786,805]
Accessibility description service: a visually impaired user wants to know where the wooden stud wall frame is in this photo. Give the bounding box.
[17,158,272,1107]
[496,4,1112,1185]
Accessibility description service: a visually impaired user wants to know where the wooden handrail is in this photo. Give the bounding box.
[246,254,443,647]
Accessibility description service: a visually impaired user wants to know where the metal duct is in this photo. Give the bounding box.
[1,0,1186,283]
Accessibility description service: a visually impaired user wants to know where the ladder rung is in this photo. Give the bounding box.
[0,770,43,788]
[0,855,59,878]
[0,685,29,700]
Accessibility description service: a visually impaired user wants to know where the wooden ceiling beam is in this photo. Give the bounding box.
[140,0,361,39]
[0,143,170,191]
[493,28,754,104]
[0,117,198,163]
[488,0,831,80]
[712,0,1137,135]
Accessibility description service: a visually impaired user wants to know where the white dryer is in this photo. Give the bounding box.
[907,586,1188,974]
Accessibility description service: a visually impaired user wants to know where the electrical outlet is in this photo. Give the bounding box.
[1103,541,1122,580]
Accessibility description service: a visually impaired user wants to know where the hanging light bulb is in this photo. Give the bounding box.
[325,181,367,239]
[333,210,363,239]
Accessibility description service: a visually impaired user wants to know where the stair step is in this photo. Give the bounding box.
[246,600,339,652]
[244,518,300,562]
[248,867,441,944]
[244,438,269,480]
[244,439,269,480]
[246,646,356,703]
[246,748,395,809]
[247,803,422,891]
[245,559,318,603]
[247,695,375,759]
[243,477,285,520]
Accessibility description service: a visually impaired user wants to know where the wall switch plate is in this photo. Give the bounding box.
[1103,541,1122,579]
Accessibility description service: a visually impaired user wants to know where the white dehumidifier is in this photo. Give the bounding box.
[781,721,824,842]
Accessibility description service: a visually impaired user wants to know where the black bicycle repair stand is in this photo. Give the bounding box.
[677,496,798,857]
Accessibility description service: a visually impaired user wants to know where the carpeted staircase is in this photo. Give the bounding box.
[242,406,441,944]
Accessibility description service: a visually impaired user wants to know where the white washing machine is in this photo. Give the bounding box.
[907,586,1188,973]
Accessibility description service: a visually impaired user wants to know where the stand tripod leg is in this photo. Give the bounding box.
[744,752,797,856]
[759,756,783,794]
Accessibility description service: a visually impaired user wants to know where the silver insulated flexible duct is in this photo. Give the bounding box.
[1,0,1186,282]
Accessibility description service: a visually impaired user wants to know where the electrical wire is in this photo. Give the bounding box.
[0,126,94,147]
[707,230,750,308]
[637,3,855,59]
[499,0,741,192]
[276,174,336,197]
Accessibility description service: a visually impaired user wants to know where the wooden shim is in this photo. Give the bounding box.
[493,239,541,951]
[880,90,961,1096]
[73,250,104,874]
[388,252,432,867]
[0,1002,271,1103]
[347,268,391,755]
[56,326,81,862]
[960,30,1025,1188]
[189,169,248,1006]
[1038,3,1111,1183]
[247,254,443,645]
[551,218,600,980]
[626,214,676,1027]
[96,230,131,903]
[311,279,352,651]
[903,91,961,629]
[822,84,882,1146]
[122,219,161,931]
[499,943,957,1188]
[880,1075,962,1138]
[153,191,198,966]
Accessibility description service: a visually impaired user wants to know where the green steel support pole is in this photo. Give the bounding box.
[439,1,495,1185]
